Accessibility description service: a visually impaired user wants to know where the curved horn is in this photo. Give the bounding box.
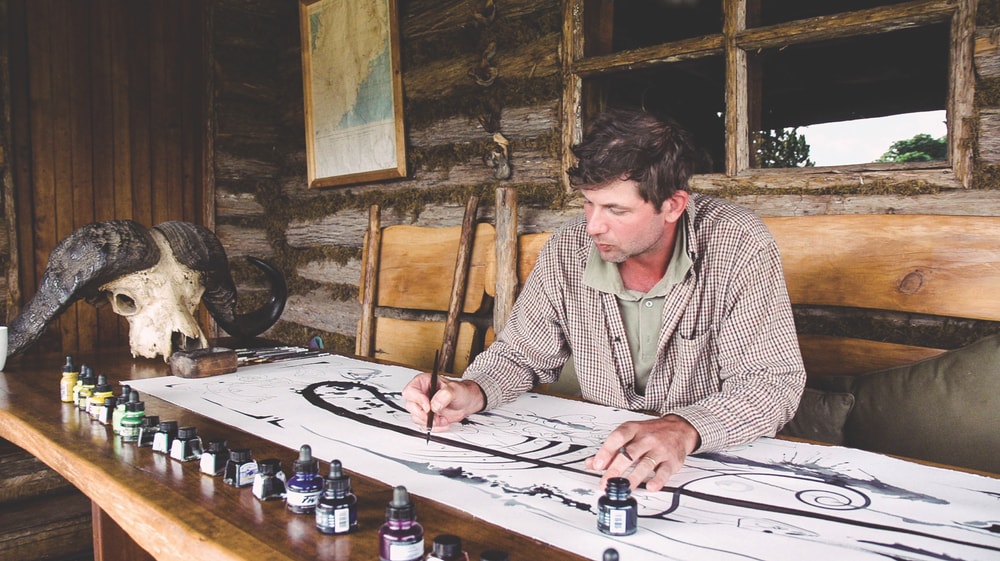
[152,222,286,340]
[8,221,160,356]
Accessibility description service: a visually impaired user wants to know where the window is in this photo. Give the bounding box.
[561,0,975,186]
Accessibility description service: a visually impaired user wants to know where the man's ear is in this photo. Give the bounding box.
[661,190,689,222]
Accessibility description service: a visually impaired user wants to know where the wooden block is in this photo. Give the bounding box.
[168,347,238,378]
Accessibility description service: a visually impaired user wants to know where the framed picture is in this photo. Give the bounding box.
[299,0,406,188]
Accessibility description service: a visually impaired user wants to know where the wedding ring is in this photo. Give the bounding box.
[641,456,659,469]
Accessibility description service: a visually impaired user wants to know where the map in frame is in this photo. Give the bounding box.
[299,0,406,188]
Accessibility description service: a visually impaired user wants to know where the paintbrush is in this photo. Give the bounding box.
[426,350,439,444]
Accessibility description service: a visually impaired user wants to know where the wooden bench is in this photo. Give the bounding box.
[505,214,1000,473]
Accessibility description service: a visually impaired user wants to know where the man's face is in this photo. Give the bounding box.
[583,178,680,264]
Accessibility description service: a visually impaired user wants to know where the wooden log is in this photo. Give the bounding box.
[296,257,362,286]
[282,292,361,337]
[978,108,1000,164]
[440,196,479,373]
[356,205,381,357]
[403,0,558,40]
[690,165,962,191]
[494,187,518,335]
[0,439,75,504]
[215,224,273,257]
[0,491,93,561]
[408,104,559,148]
[975,26,1000,78]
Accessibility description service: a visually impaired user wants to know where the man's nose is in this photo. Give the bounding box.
[586,212,607,236]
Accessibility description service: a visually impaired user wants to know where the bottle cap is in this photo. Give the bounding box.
[93,375,112,393]
[119,384,131,397]
[293,444,318,474]
[142,415,160,428]
[63,356,75,372]
[230,448,253,463]
[480,550,509,561]
[258,458,282,476]
[104,396,118,406]
[325,459,351,495]
[603,548,620,561]
[125,401,145,413]
[128,390,140,403]
[206,439,227,454]
[158,420,179,434]
[432,534,463,558]
[177,426,198,440]
[386,485,415,521]
[606,476,632,498]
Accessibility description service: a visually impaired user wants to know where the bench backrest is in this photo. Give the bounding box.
[509,215,1000,377]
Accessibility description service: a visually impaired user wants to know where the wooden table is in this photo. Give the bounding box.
[0,348,586,561]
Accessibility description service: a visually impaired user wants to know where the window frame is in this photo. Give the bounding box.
[560,0,976,190]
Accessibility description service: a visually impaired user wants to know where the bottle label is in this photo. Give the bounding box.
[333,506,351,533]
[286,488,322,509]
[236,461,258,487]
[610,510,628,534]
[316,504,355,534]
[386,538,424,561]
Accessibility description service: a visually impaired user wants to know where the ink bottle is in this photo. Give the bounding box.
[97,395,117,425]
[137,415,160,447]
[200,439,229,476]
[285,444,323,514]
[597,477,638,536]
[59,356,78,403]
[603,548,620,561]
[119,399,146,443]
[113,390,137,435]
[425,534,467,561]
[151,420,179,454]
[252,458,286,501]
[170,426,203,462]
[224,448,258,488]
[378,485,424,561]
[479,550,508,561]
[75,366,96,410]
[315,459,357,535]
[88,375,114,418]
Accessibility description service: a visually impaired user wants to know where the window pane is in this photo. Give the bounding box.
[585,0,722,56]
[750,24,948,168]
[752,0,917,27]
[582,56,726,174]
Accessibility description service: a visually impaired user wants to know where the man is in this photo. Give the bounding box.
[402,109,805,492]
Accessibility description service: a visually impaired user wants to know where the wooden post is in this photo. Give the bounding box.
[356,205,381,357]
[439,196,479,373]
[494,187,518,336]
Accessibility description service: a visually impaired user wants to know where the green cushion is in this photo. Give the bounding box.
[844,333,1000,474]
[779,388,855,445]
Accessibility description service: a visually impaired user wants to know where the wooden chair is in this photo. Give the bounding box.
[356,198,496,374]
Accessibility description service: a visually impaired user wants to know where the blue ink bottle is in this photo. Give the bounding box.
[224,448,258,488]
[315,459,357,535]
[598,477,637,536]
[426,534,467,561]
[379,485,424,561]
[252,458,286,501]
[200,439,229,476]
[285,444,323,514]
[603,548,620,561]
[152,420,179,454]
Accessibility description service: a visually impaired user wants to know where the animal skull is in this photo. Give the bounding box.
[101,230,208,360]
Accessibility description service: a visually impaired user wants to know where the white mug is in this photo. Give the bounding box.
[0,326,8,371]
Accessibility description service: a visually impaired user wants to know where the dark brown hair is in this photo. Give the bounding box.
[567,109,696,210]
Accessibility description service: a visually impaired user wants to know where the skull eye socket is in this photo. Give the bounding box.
[113,293,138,316]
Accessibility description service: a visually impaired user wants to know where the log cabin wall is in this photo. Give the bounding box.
[3,0,1000,360]
[0,0,207,355]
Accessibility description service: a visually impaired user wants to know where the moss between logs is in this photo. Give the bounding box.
[972,164,1000,189]
[705,180,942,200]
[976,77,1000,108]
[978,0,1000,26]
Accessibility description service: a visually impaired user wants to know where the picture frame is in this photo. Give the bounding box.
[299,0,406,188]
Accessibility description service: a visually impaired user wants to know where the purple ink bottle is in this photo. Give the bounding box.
[379,485,424,561]
[286,444,323,514]
[597,477,637,536]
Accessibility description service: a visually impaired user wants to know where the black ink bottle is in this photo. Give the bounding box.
[378,485,424,561]
[426,534,467,561]
[170,426,203,462]
[224,448,258,488]
[252,458,286,501]
[479,550,508,561]
[151,420,178,454]
[598,477,637,536]
[285,444,323,514]
[200,439,229,476]
[137,415,160,447]
[315,459,357,535]
[603,548,620,561]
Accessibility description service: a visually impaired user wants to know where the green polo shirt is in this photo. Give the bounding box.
[582,220,692,394]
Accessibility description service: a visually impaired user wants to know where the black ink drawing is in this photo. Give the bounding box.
[129,353,1000,561]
